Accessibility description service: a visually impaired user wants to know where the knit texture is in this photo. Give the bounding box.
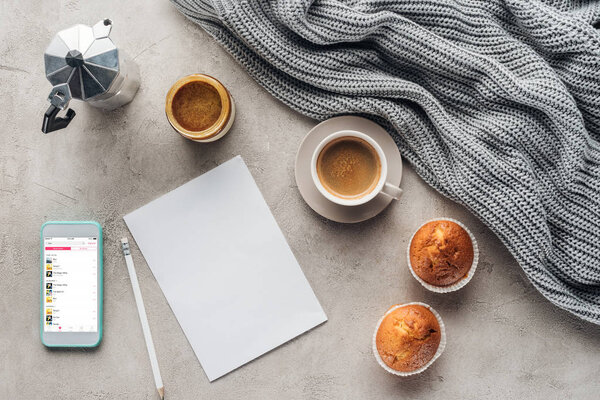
[171,0,600,324]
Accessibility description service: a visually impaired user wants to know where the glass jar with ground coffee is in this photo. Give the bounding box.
[165,74,235,142]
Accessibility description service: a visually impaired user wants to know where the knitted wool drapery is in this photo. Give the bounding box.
[171,0,600,324]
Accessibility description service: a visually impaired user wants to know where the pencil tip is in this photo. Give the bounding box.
[158,387,164,399]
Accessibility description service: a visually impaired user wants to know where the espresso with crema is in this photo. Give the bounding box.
[316,137,381,199]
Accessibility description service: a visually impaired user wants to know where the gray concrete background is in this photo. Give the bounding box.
[1,1,599,399]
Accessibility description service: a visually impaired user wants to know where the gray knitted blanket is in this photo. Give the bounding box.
[171,0,600,324]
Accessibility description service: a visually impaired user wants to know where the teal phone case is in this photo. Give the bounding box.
[40,221,103,347]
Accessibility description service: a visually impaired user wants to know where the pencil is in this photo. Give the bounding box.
[121,238,164,399]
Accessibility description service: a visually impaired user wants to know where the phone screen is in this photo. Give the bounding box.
[43,237,98,333]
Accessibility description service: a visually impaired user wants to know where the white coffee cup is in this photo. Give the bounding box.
[311,130,402,206]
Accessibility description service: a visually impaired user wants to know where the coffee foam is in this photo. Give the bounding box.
[316,137,381,199]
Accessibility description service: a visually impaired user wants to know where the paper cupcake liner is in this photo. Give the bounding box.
[372,302,446,376]
[406,218,479,293]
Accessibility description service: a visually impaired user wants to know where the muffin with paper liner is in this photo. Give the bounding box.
[407,218,479,293]
[373,303,445,376]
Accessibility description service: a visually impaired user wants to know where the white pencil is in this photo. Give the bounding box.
[121,238,164,400]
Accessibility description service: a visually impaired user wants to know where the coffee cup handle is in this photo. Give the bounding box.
[381,182,403,200]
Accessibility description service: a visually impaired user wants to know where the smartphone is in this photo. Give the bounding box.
[40,221,103,347]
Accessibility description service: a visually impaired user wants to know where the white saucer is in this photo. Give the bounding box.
[295,116,403,223]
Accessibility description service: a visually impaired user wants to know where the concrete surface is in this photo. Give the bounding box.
[1,1,600,399]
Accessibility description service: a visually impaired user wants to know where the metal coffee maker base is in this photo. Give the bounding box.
[42,19,140,133]
[87,52,140,111]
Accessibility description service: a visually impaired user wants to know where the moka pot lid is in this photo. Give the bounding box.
[44,19,119,101]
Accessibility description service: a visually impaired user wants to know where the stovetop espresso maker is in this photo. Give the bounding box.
[42,19,140,133]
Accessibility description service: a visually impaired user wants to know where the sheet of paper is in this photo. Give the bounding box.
[124,156,327,381]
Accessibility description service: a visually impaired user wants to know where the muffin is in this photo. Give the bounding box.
[374,304,443,374]
[409,219,475,288]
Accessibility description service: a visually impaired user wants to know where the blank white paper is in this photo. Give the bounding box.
[124,156,327,381]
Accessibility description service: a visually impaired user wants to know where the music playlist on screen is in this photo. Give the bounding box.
[43,237,98,332]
